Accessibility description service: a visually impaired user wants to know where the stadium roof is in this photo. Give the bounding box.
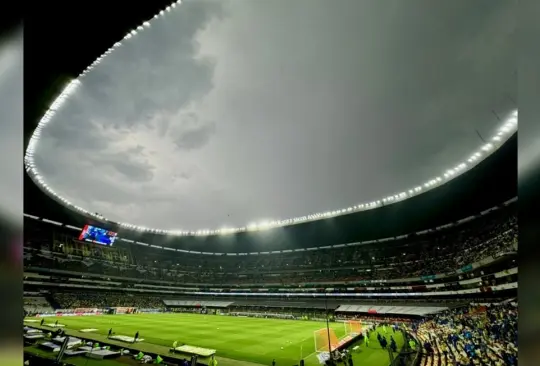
[25,0,516,240]
[24,134,516,252]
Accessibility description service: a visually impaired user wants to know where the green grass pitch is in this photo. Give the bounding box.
[26,313,403,365]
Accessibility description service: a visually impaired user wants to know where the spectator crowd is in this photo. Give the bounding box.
[23,207,517,286]
[53,292,165,310]
[413,303,517,366]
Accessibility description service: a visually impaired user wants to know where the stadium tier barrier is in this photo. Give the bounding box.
[26,307,168,318]
[228,311,296,320]
[164,300,234,307]
[29,310,103,318]
[136,308,163,314]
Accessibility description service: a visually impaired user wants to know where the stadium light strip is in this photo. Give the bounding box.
[24,0,519,237]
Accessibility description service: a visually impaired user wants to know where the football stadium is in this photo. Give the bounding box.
[24,1,517,366]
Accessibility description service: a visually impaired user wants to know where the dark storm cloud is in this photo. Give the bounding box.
[31,0,516,230]
[90,153,155,183]
[174,121,216,151]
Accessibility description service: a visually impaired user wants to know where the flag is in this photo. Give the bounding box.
[155,355,163,364]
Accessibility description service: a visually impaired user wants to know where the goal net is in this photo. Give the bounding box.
[344,320,362,336]
[314,328,339,352]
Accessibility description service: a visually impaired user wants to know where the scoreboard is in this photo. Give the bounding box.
[78,224,118,246]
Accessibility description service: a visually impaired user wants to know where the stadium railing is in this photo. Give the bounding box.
[388,331,421,366]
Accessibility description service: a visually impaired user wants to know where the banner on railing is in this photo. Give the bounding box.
[113,307,137,314]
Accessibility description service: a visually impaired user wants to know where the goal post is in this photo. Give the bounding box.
[313,328,339,352]
[344,320,362,337]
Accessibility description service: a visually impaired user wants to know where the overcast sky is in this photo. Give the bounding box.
[32,0,516,231]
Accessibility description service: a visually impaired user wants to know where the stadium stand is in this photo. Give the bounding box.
[23,294,55,316]
[23,200,518,365]
[24,200,516,287]
[53,292,165,310]
[413,302,517,366]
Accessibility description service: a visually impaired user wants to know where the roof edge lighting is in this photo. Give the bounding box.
[23,0,518,237]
